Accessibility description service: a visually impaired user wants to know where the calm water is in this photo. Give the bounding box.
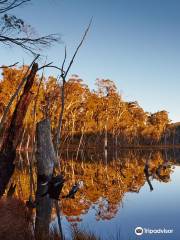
[62,167,180,240]
[14,149,180,240]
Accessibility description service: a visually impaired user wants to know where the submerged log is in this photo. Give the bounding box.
[35,119,55,240]
[0,63,38,197]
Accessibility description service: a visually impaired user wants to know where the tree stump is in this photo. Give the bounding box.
[35,119,55,240]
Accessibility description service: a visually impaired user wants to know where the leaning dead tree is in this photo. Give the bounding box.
[0,55,39,134]
[0,62,38,197]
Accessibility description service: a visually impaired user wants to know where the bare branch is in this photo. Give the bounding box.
[0,1,61,54]
[0,61,18,68]
[64,18,92,79]
[0,0,31,14]
[0,34,60,55]
[37,62,53,71]
[38,63,65,73]
[55,19,92,156]
[61,46,67,74]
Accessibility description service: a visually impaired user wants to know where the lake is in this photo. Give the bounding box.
[13,149,180,240]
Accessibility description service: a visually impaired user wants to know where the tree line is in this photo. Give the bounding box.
[1,66,177,150]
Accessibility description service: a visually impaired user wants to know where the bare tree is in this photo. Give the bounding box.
[55,19,92,156]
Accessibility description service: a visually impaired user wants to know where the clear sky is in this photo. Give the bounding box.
[0,0,180,122]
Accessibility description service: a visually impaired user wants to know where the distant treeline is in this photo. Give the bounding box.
[0,66,179,149]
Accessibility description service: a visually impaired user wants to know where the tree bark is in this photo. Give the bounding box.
[35,119,55,240]
[0,63,38,197]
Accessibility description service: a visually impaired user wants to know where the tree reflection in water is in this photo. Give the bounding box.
[10,149,177,225]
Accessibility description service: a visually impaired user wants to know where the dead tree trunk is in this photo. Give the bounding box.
[0,63,38,197]
[35,119,55,240]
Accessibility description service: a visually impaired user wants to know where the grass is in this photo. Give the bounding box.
[71,227,123,240]
[72,227,100,240]
[0,198,33,240]
[0,197,121,240]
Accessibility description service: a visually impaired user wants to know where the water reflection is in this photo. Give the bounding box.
[11,149,180,239]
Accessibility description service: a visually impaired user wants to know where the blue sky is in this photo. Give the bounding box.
[0,0,180,122]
